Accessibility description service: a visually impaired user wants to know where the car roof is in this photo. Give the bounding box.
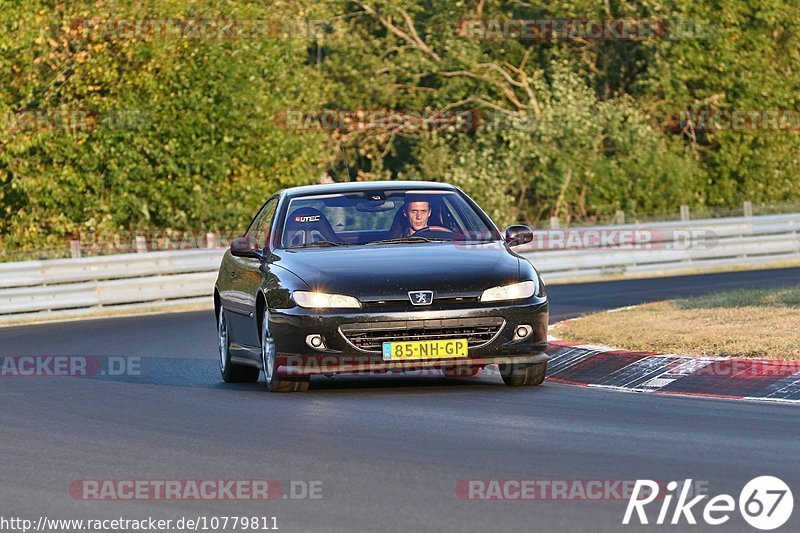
[281,180,457,198]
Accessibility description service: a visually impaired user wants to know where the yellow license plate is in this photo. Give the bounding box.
[382,339,468,361]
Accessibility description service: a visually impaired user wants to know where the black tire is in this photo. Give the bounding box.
[499,361,547,387]
[218,306,260,383]
[442,365,480,378]
[260,313,310,393]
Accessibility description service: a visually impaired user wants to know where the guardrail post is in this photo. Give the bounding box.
[69,240,81,259]
[680,205,690,222]
[743,201,753,218]
[135,235,147,253]
[615,210,625,225]
[206,232,217,249]
[549,217,560,229]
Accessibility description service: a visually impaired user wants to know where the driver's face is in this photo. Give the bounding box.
[406,201,431,232]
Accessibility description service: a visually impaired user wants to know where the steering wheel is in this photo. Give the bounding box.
[411,226,455,238]
[410,226,431,235]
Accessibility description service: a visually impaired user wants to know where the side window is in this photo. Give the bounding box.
[248,198,279,249]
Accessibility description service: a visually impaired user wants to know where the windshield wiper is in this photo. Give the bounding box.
[296,240,343,248]
[365,236,443,245]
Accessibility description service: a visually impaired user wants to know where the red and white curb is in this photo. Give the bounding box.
[545,318,800,404]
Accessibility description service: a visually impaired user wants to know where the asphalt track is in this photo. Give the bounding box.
[1,268,799,533]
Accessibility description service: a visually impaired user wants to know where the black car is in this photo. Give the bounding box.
[214,181,549,392]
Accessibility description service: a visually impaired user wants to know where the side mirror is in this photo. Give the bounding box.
[230,236,263,259]
[504,225,533,247]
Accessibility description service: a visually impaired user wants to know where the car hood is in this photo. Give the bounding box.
[271,241,520,301]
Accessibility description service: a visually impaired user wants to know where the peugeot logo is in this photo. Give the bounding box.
[408,290,434,306]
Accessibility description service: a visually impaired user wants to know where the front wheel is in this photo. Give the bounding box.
[499,361,547,387]
[218,306,260,383]
[261,313,310,393]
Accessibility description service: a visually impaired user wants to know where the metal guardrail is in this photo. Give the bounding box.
[0,249,223,289]
[0,213,798,323]
[519,213,800,280]
[0,250,225,321]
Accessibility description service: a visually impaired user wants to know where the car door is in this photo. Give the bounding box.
[225,196,279,350]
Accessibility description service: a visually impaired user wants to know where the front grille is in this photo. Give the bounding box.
[361,297,480,308]
[339,317,505,353]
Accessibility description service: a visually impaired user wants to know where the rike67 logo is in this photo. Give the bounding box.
[624,477,793,530]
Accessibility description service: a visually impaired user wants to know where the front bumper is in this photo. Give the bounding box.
[268,299,548,376]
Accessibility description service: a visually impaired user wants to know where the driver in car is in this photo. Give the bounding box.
[403,194,452,236]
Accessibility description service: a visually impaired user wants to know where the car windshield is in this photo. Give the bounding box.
[280,189,499,248]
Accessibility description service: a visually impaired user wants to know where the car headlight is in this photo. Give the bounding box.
[480,280,537,302]
[293,291,362,309]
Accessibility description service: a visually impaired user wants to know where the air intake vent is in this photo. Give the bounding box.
[339,317,505,353]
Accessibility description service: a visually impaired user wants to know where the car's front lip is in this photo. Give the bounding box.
[266,298,548,376]
[276,353,549,377]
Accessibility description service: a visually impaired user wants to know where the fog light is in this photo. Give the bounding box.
[306,334,327,351]
[513,325,532,341]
